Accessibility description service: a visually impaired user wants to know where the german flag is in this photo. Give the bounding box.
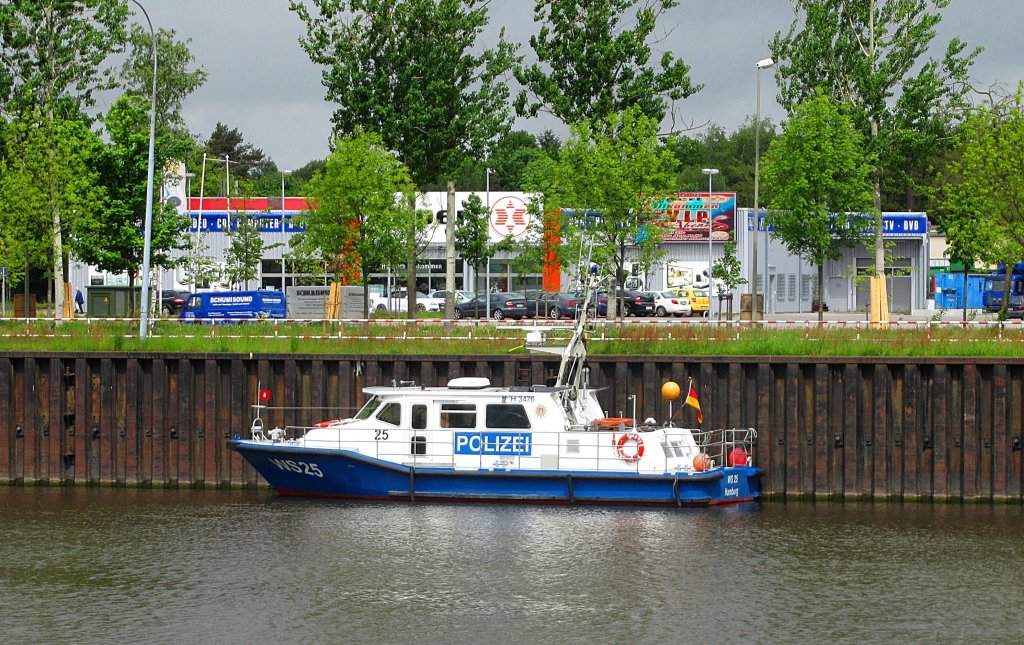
[685,381,703,424]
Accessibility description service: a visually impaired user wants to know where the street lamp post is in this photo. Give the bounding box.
[753,57,775,322]
[132,0,157,339]
[485,167,491,319]
[281,170,291,290]
[702,168,719,319]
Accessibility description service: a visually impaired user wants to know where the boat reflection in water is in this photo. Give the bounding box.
[230,268,759,507]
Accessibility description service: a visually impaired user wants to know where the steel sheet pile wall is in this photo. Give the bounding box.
[1,353,1022,501]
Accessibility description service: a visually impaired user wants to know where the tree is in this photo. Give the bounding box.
[0,0,129,317]
[770,0,980,321]
[224,213,278,290]
[534,107,676,317]
[206,122,266,179]
[936,89,1024,318]
[292,130,418,317]
[711,241,747,320]
[178,233,222,292]
[117,24,208,132]
[515,0,700,131]
[74,95,192,314]
[0,111,101,305]
[761,91,874,322]
[292,0,518,317]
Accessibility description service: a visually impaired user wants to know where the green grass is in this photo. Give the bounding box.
[2,317,1024,357]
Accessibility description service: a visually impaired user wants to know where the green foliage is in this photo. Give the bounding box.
[770,0,980,213]
[936,88,1024,315]
[515,0,700,130]
[0,0,128,120]
[454,193,492,272]
[117,24,208,132]
[205,122,266,180]
[291,130,420,314]
[712,241,747,292]
[670,117,779,202]
[178,233,221,291]
[761,91,874,319]
[0,111,102,282]
[533,107,676,313]
[75,95,192,298]
[224,213,277,290]
[292,0,519,188]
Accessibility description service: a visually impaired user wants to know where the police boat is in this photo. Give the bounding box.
[228,273,760,507]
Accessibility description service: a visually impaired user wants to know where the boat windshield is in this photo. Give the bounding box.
[354,396,382,420]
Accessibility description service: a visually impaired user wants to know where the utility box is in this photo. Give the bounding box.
[739,293,764,320]
[14,294,37,318]
[87,286,141,317]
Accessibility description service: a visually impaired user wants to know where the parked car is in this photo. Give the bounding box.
[429,290,474,305]
[1006,295,1024,319]
[589,289,656,317]
[373,289,442,312]
[453,292,528,320]
[523,291,583,319]
[161,290,190,316]
[648,291,692,317]
[672,287,709,316]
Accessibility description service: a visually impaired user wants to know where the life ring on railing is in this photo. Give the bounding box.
[616,433,644,462]
[313,419,341,428]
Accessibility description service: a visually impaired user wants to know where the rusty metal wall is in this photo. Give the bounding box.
[1,352,1022,501]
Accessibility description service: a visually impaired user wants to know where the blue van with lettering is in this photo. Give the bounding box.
[179,290,286,323]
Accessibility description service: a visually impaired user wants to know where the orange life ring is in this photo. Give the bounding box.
[313,419,341,428]
[616,433,644,462]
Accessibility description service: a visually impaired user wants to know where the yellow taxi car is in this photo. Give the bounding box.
[672,287,709,316]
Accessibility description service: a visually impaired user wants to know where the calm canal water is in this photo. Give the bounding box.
[1,487,1021,644]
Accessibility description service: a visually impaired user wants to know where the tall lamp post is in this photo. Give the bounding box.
[281,170,291,290]
[485,167,491,319]
[133,0,157,338]
[753,57,775,322]
[702,168,719,319]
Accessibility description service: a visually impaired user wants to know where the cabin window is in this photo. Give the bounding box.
[412,404,427,430]
[440,403,476,429]
[411,435,426,455]
[354,396,381,420]
[486,404,531,429]
[376,402,401,426]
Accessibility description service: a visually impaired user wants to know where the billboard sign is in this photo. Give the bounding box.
[651,192,737,243]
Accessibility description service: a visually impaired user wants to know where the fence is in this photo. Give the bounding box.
[1,351,1022,501]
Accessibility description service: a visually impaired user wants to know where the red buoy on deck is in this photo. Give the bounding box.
[728,446,749,467]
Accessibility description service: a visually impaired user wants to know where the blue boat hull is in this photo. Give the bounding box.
[230,440,761,507]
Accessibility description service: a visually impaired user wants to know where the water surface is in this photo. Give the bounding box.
[1,487,1021,644]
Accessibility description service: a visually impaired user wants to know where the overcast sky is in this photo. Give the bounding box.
[117,0,1023,172]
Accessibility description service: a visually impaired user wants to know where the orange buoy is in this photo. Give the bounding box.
[693,452,712,472]
[661,381,681,401]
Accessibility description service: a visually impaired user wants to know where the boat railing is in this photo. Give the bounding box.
[690,427,757,468]
[250,423,756,473]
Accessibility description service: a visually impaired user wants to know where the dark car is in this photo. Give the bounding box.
[161,289,190,316]
[524,291,583,319]
[588,289,656,317]
[1006,295,1024,319]
[454,292,528,320]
